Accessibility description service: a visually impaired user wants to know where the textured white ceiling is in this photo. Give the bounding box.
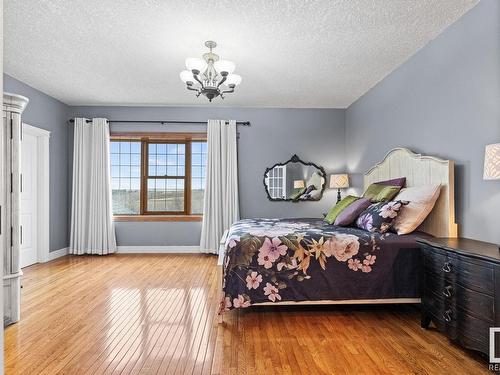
[4,0,478,108]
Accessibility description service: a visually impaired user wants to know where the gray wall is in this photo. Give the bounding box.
[6,0,499,248]
[345,0,500,244]
[4,74,70,251]
[70,106,346,246]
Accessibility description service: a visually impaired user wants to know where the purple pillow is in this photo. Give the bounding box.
[375,177,406,188]
[334,198,372,226]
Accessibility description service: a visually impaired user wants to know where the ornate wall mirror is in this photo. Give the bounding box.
[263,155,326,202]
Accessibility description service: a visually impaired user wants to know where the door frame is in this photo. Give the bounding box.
[22,124,50,263]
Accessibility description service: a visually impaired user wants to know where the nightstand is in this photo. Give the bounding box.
[418,237,500,357]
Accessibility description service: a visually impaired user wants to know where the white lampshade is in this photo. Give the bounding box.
[185,57,207,72]
[294,180,305,189]
[179,70,194,83]
[484,143,500,180]
[329,174,349,189]
[225,74,242,86]
[214,60,235,74]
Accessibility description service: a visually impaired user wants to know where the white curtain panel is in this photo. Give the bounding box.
[70,118,117,255]
[200,119,240,254]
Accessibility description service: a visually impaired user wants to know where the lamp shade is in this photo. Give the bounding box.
[294,180,305,189]
[484,143,500,180]
[185,57,207,72]
[179,70,194,83]
[214,60,235,74]
[329,174,349,189]
[225,74,242,86]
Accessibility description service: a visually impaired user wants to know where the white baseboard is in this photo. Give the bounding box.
[47,247,69,261]
[117,246,200,254]
[44,246,200,259]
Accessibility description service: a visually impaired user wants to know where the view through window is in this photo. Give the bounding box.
[110,137,207,216]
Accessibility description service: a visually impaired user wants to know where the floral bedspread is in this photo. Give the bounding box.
[219,218,422,313]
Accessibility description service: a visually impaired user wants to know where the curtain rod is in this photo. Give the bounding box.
[68,119,250,126]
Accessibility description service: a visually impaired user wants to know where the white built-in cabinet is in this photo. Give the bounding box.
[3,93,29,326]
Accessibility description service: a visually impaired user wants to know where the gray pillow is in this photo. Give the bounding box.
[334,197,372,226]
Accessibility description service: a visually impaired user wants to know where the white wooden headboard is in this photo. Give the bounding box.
[364,148,457,238]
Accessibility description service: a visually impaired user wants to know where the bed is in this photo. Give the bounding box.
[219,148,458,313]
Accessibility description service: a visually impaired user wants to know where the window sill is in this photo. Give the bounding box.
[113,215,203,222]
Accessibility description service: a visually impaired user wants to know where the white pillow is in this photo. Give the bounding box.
[393,185,441,235]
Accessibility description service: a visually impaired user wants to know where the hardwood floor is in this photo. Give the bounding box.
[5,254,489,374]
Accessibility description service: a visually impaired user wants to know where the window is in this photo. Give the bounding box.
[191,141,207,214]
[146,142,186,213]
[265,165,286,199]
[110,134,207,218]
[110,140,142,214]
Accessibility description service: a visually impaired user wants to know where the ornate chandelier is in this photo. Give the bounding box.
[180,41,242,102]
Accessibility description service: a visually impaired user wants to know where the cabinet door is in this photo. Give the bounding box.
[1,114,5,274]
[10,111,22,275]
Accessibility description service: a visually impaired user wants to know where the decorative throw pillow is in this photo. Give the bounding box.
[363,184,401,202]
[290,187,306,201]
[356,201,406,233]
[334,197,372,226]
[324,195,359,225]
[308,189,322,200]
[304,185,316,195]
[392,185,441,235]
[375,177,406,188]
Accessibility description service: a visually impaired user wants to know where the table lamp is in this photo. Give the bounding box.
[294,180,305,189]
[329,174,349,203]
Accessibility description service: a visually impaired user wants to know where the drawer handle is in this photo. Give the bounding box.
[443,285,452,298]
[442,262,452,273]
[443,309,452,323]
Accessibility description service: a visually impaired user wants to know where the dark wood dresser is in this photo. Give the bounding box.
[418,237,500,357]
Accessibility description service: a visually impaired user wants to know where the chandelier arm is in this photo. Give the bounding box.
[220,86,235,95]
[186,82,199,92]
[217,75,227,88]
[193,74,205,88]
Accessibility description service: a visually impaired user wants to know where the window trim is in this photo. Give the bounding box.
[110,132,207,219]
[142,139,189,215]
[113,215,202,222]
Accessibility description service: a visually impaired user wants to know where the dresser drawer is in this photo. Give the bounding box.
[422,289,457,335]
[457,308,491,354]
[422,245,452,277]
[423,296,453,324]
[423,271,446,295]
[455,256,494,295]
[455,284,494,323]
[422,287,445,319]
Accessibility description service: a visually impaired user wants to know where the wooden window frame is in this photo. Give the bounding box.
[110,132,206,221]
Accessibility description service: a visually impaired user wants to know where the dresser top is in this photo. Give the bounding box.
[418,237,500,263]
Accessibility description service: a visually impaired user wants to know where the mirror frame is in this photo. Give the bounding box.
[263,154,327,202]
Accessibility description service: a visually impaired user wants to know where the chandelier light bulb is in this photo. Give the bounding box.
[185,57,207,73]
[179,70,194,83]
[225,74,242,86]
[214,60,235,74]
